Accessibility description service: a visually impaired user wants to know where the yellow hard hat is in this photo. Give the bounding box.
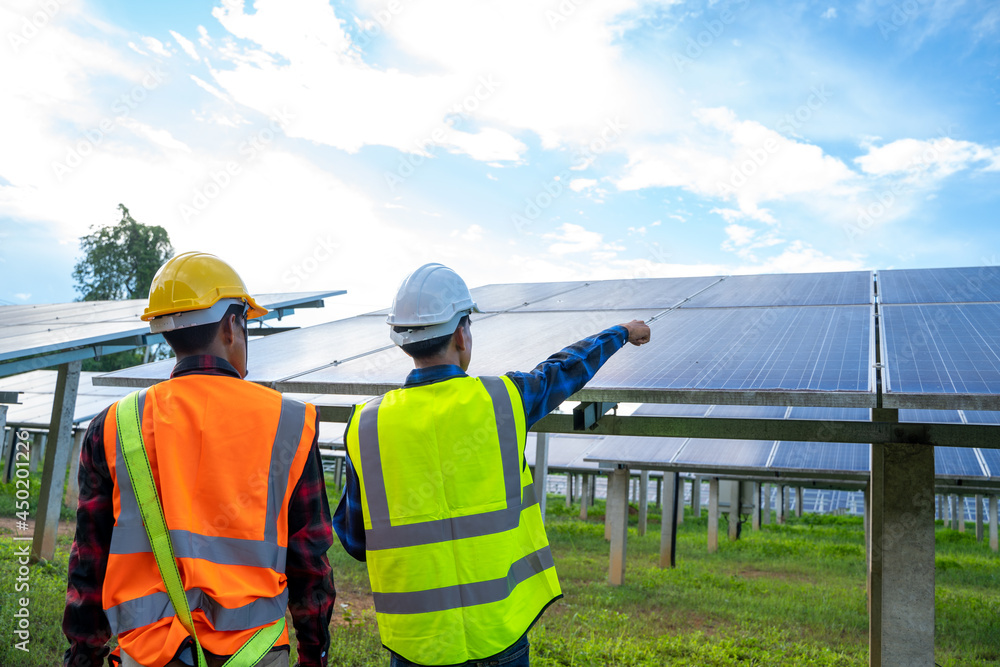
[142,251,267,333]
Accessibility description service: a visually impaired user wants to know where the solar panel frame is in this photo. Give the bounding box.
[516,276,724,312]
[877,266,1000,304]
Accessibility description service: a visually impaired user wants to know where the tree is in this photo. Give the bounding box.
[72,204,174,371]
[72,204,173,301]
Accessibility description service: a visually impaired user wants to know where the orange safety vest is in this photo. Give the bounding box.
[101,374,316,667]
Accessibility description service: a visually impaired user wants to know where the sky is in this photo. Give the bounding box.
[1,0,999,322]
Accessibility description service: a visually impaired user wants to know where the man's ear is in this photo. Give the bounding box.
[219,314,237,345]
[453,323,469,352]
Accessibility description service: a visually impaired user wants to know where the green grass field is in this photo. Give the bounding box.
[1,474,998,666]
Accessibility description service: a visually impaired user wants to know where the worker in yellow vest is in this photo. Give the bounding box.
[63,252,336,667]
[334,263,650,666]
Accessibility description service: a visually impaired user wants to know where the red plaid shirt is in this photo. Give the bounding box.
[63,355,335,666]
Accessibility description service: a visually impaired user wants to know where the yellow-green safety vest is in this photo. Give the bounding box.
[346,375,561,665]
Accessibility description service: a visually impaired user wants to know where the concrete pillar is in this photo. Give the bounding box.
[936,494,943,522]
[864,482,871,571]
[638,470,649,536]
[566,473,574,508]
[975,495,984,543]
[752,482,761,531]
[579,474,590,520]
[63,428,86,510]
[869,442,935,667]
[728,481,740,541]
[333,457,343,491]
[762,483,771,525]
[607,466,629,586]
[692,477,701,517]
[535,433,549,524]
[655,477,662,508]
[659,472,679,569]
[29,433,45,473]
[949,495,958,530]
[676,479,685,524]
[958,495,966,533]
[777,485,786,524]
[33,360,82,562]
[989,496,998,553]
[708,478,719,554]
[2,427,14,484]
[795,486,804,517]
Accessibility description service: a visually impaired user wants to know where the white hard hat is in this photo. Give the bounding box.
[387,263,480,345]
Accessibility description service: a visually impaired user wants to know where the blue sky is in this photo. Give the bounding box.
[1,0,998,319]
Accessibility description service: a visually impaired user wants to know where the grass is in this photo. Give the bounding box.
[1,475,998,666]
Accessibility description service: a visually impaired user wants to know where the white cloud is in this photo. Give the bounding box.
[616,106,858,223]
[170,30,199,61]
[189,75,230,103]
[141,36,171,58]
[119,118,191,153]
[14,293,31,301]
[569,178,597,192]
[855,137,1000,179]
[543,222,622,256]
[821,8,837,20]
[454,224,485,242]
[723,223,755,247]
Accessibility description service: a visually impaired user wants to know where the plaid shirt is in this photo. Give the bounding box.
[63,355,336,667]
[334,325,628,560]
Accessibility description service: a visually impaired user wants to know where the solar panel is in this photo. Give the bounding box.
[708,405,788,419]
[962,410,1000,424]
[471,281,591,312]
[900,409,963,424]
[978,449,1000,477]
[881,304,1000,397]
[769,441,869,472]
[584,435,690,466]
[523,433,605,469]
[518,276,722,311]
[633,403,712,417]
[672,439,775,468]
[878,266,1000,304]
[586,306,873,397]
[275,310,661,394]
[935,447,986,477]
[680,271,873,308]
[99,315,392,388]
[787,406,870,421]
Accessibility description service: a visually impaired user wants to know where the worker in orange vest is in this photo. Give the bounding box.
[63,252,336,667]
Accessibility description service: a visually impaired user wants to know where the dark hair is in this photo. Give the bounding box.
[397,315,469,360]
[162,303,245,355]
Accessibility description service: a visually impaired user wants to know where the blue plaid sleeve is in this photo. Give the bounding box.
[333,451,367,561]
[506,325,628,429]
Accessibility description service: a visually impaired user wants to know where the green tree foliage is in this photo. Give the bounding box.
[72,203,173,301]
[72,204,174,371]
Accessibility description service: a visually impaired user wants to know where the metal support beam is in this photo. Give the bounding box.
[579,474,590,520]
[869,442,935,667]
[692,477,701,517]
[950,495,958,530]
[676,479,685,524]
[572,401,618,431]
[535,433,550,524]
[607,466,629,586]
[638,470,649,536]
[2,426,14,484]
[796,487,804,517]
[958,495,966,533]
[33,360,81,562]
[708,478,719,554]
[659,472,679,569]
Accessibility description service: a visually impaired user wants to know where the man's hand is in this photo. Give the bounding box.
[620,320,651,346]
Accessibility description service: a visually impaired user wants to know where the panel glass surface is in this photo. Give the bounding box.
[672,439,775,468]
[899,410,962,424]
[935,447,986,477]
[584,435,689,466]
[518,276,722,311]
[769,441,869,472]
[470,281,589,312]
[588,306,872,393]
[878,266,1000,304]
[708,405,788,419]
[787,406,870,421]
[680,271,873,308]
[278,310,661,393]
[633,404,712,417]
[962,410,1000,424]
[101,315,391,387]
[978,449,1000,478]
[882,304,1000,395]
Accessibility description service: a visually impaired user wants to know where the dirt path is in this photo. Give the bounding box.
[0,515,77,539]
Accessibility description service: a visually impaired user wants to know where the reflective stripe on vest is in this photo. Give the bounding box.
[106,587,289,635]
[106,387,307,636]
